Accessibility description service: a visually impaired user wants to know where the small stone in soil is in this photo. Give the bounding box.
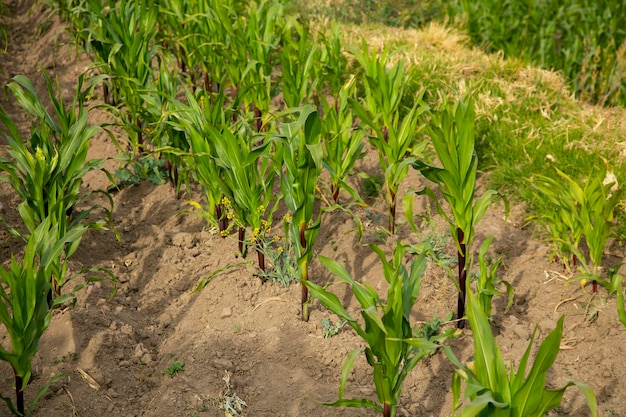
[212,358,233,369]
[513,324,529,340]
[221,307,233,318]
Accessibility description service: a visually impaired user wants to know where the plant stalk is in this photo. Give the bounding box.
[253,105,263,132]
[388,187,396,234]
[103,83,110,105]
[238,227,246,257]
[457,227,467,329]
[383,402,391,417]
[203,70,210,92]
[136,118,143,151]
[331,183,339,204]
[256,248,266,273]
[301,259,309,321]
[215,204,228,237]
[15,373,24,416]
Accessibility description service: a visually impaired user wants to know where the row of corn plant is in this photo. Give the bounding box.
[0,72,115,305]
[79,0,504,328]
[0,219,81,415]
[82,0,159,154]
[58,0,622,334]
[0,71,116,415]
[528,165,626,324]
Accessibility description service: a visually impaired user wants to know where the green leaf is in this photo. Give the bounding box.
[320,397,382,412]
[318,255,378,310]
[338,349,361,399]
[304,280,355,324]
[458,391,509,417]
[515,316,564,416]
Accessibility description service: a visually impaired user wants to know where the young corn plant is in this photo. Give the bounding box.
[321,75,366,204]
[0,218,84,416]
[558,167,622,294]
[474,237,513,320]
[529,167,626,324]
[279,19,321,109]
[0,72,115,303]
[306,242,445,417]
[318,25,347,104]
[444,289,597,417]
[84,0,159,153]
[209,121,280,273]
[527,172,584,269]
[188,0,234,92]
[350,41,429,233]
[237,0,285,129]
[274,105,323,321]
[411,95,506,328]
[155,0,196,80]
[168,88,233,235]
[142,55,190,195]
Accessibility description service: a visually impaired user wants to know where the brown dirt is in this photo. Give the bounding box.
[0,2,624,417]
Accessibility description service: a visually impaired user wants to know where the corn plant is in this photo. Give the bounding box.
[84,0,159,153]
[274,105,323,321]
[350,41,428,233]
[237,0,285,130]
[46,0,93,50]
[168,89,233,235]
[607,268,626,327]
[155,0,196,80]
[142,55,190,194]
[474,237,513,320]
[0,218,83,416]
[318,25,347,103]
[209,121,280,273]
[411,95,506,328]
[187,0,235,92]
[444,289,597,417]
[321,75,366,204]
[279,19,321,109]
[527,172,584,269]
[560,167,622,294]
[0,72,114,303]
[306,242,444,417]
[529,166,623,295]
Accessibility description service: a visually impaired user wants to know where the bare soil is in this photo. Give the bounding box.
[0,2,624,417]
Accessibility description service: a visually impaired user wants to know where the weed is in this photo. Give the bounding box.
[253,234,299,287]
[320,317,347,338]
[108,156,169,191]
[163,357,185,378]
[53,352,78,364]
[371,229,389,244]
[359,172,384,201]
[604,406,617,415]
[414,313,453,341]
